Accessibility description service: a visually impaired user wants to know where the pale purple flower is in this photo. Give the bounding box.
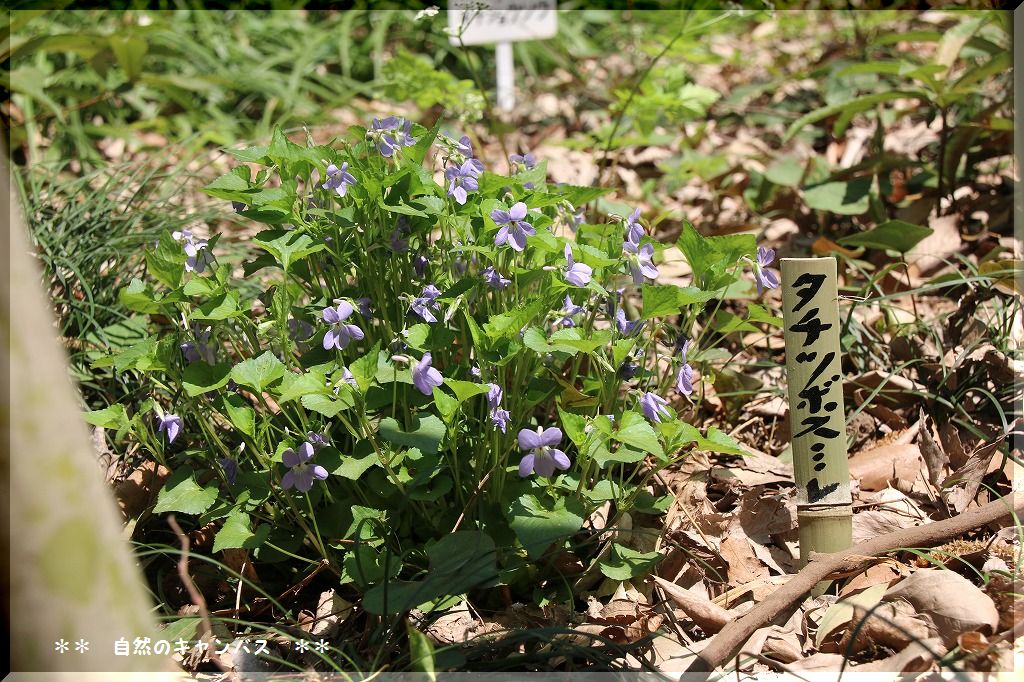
[454,135,485,174]
[410,284,442,323]
[490,408,510,433]
[676,337,695,396]
[322,162,356,197]
[615,308,645,336]
[322,301,364,350]
[558,295,585,327]
[563,244,592,287]
[307,431,329,449]
[281,441,329,492]
[445,160,481,205]
[470,365,482,378]
[625,208,644,244]
[340,367,357,386]
[487,383,503,410]
[183,237,214,274]
[231,201,247,213]
[623,239,658,284]
[509,152,537,171]
[370,116,415,158]
[355,297,373,318]
[753,246,780,294]
[412,352,444,395]
[157,414,183,444]
[676,364,695,396]
[492,202,536,252]
[639,392,672,423]
[482,266,511,290]
[517,427,570,478]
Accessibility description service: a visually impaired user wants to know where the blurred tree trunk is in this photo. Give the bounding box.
[3,157,168,674]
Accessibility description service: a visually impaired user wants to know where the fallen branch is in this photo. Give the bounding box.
[684,493,1023,675]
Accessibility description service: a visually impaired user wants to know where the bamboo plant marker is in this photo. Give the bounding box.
[780,257,852,567]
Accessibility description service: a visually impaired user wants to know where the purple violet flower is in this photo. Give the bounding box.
[491,408,510,433]
[410,284,442,323]
[307,431,329,449]
[322,162,356,197]
[370,116,415,158]
[355,297,373,318]
[181,325,215,365]
[639,392,673,423]
[753,246,780,294]
[281,442,329,492]
[623,239,658,285]
[492,202,536,252]
[445,160,481,205]
[563,244,593,287]
[157,414,183,444]
[615,308,645,336]
[470,365,482,378]
[389,228,409,254]
[517,427,570,478]
[558,295,586,327]
[625,208,644,244]
[322,301,365,350]
[676,338,695,396]
[412,352,444,395]
[509,152,537,171]
[180,234,214,274]
[482,266,511,290]
[487,383,503,410]
[454,135,485,174]
[288,318,314,342]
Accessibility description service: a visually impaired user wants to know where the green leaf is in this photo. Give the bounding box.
[599,544,663,581]
[349,343,381,394]
[191,291,240,321]
[212,511,270,553]
[82,404,129,429]
[223,394,255,437]
[378,415,445,455]
[764,156,804,187]
[108,35,147,80]
[340,543,401,588]
[593,445,646,468]
[154,467,219,515]
[746,303,783,328]
[783,91,929,142]
[252,230,325,273]
[301,392,355,418]
[557,407,588,447]
[675,223,756,290]
[275,370,329,403]
[433,388,459,424]
[484,298,547,339]
[183,362,232,396]
[444,379,490,403]
[119,278,162,313]
[320,446,378,480]
[230,351,286,394]
[641,284,712,319]
[508,494,588,560]
[146,231,186,289]
[362,531,498,614]
[837,220,934,253]
[803,177,872,215]
[408,622,437,677]
[614,411,665,458]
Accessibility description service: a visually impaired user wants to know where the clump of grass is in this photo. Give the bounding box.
[15,156,222,408]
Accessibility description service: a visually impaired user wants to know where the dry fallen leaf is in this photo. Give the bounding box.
[848,443,925,491]
[884,569,999,645]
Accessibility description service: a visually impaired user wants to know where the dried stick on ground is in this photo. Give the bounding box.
[685,493,1024,675]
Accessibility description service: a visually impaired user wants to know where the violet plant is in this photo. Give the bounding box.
[90,120,778,615]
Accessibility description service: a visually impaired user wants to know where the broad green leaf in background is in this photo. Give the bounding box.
[378,415,445,455]
[837,220,934,253]
[614,411,665,458]
[182,362,232,396]
[212,510,270,553]
[803,177,872,215]
[252,230,325,273]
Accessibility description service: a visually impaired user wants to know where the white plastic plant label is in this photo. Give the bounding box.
[447,0,558,46]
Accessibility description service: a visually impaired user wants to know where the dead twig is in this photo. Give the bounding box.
[684,493,1023,675]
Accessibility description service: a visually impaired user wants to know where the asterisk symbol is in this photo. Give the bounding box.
[54,639,69,653]
[294,640,309,653]
[74,639,89,653]
[313,638,329,653]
